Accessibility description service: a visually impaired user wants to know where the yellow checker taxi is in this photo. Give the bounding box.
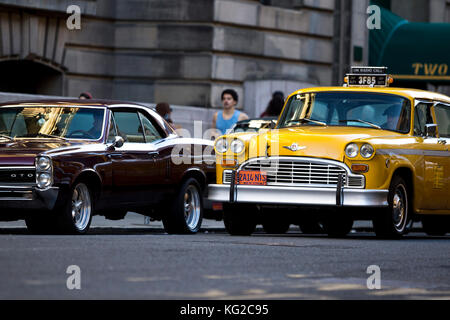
[208,67,450,238]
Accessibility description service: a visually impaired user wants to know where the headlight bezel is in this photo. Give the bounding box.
[36,156,51,171]
[345,143,359,158]
[214,138,228,154]
[360,143,375,159]
[229,139,245,154]
[36,172,52,189]
[35,156,53,189]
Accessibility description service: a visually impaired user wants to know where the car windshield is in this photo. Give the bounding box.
[277,92,411,133]
[0,106,105,140]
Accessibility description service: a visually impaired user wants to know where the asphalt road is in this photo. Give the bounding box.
[0,213,449,300]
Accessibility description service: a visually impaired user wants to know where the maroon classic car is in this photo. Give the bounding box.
[0,99,215,234]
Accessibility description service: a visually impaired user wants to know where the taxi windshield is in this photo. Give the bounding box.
[0,106,105,140]
[278,92,411,133]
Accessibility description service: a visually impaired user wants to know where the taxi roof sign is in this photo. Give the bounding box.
[345,66,392,87]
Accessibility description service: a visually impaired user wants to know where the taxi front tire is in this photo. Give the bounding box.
[261,208,290,234]
[223,203,258,236]
[373,176,411,238]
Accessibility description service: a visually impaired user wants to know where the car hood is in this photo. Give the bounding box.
[251,126,402,161]
[0,139,85,166]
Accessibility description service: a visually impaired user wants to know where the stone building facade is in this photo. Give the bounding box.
[0,0,336,118]
[0,0,449,122]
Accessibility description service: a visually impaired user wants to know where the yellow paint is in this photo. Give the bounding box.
[214,86,450,214]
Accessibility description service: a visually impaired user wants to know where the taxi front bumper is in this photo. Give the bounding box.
[208,184,389,207]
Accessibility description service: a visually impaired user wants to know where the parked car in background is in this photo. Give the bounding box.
[209,67,450,238]
[0,99,215,234]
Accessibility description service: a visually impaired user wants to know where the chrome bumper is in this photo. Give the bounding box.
[208,184,388,207]
[0,186,60,210]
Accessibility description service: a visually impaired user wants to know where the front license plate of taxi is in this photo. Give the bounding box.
[236,171,267,186]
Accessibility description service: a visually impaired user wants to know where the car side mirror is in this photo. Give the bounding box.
[425,124,437,138]
[112,136,124,148]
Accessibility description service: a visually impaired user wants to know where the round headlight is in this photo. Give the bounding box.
[215,138,228,153]
[230,139,244,154]
[37,173,52,189]
[345,143,358,158]
[37,157,51,171]
[360,143,374,158]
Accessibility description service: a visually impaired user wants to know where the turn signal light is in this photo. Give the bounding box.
[221,159,237,167]
[351,164,369,173]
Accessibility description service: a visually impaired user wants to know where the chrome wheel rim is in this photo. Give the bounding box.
[72,183,91,231]
[184,185,201,231]
[392,184,408,232]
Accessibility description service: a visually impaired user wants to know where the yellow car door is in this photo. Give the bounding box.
[433,102,450,210]
[415,102,448,210]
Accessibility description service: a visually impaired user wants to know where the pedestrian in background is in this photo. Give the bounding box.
[260,91,285,118]
[155,102,173,124]
[79,92,92,99]
[213,89,248,135]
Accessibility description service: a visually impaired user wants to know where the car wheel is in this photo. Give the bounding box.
[162,178,203,234]
[57,182,93,234]
[373,175,410,239]
[297,215,324,234]
[223,203,258,236]
[422,215,449,236]
[321,212,353,237]
[261,208,290,234]
[25,212,57,234]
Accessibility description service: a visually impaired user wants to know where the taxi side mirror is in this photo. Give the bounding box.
[425,124,437,138]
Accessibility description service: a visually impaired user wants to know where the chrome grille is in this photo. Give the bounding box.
[224,158,365,188]
[0,167,36,185]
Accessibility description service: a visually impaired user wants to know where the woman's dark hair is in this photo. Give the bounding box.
[263,96,284,117]
[79,92,92,99]
[221,89,238,102]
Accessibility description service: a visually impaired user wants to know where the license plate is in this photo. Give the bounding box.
[236,171,267,186]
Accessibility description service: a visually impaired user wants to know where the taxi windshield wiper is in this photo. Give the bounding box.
[340,119,381,129]
[286,118,327,127]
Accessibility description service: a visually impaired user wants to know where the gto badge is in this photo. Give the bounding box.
[283,143,306,152]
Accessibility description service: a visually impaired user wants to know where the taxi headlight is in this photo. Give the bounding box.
[215,138,228,153]
[345,143,359,158]
[37,173,52,189]
[360,143,374,158]
[230,139,244,154]
[36,156,51,171]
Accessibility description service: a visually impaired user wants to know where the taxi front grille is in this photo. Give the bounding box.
[223,158,365,188]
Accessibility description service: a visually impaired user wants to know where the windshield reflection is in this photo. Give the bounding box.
[278,92,411,133]
[0,106,105,140]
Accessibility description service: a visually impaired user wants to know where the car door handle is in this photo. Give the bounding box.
[148,151,159,157]
[438,139,447,145]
